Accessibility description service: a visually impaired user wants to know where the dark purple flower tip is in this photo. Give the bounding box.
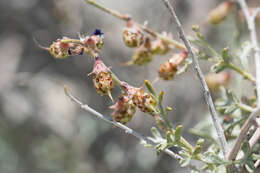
[92,29,104,38]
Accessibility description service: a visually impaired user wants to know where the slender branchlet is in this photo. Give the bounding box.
[64,85,182,160]
[160,0,228,156]
[237,1,260,166]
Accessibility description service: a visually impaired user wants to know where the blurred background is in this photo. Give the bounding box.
[0,0,259,172]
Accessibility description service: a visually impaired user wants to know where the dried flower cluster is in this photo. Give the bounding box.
[44,29,104,59]
[122,19,173,66]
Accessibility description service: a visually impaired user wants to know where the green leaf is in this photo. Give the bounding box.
[176,58,192,75]
[245,160,255,173]
[193,139,204,156]
[252,153,260,160]
[175,125,183,142]
[241,141,251,157]
[222,47,230,63]
[179,150,190,158]
[155,142,168,151]
[158,91,164,104]
[224,104,237,114]
[166,131,174,143]
[145,80,156,97]
[179,157,191,167]
[212,62,226,73]
[151,127,162,139]
[140,140,153,148]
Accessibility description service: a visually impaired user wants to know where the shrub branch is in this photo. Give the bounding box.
[160,0,228,156]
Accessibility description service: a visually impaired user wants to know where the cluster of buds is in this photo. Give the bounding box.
[91,57,114,100]
[110,95,136,124]
[122,19,173,66]
[158,51,188,80]
[207,1,233,25]
[205,71,231,92]
[41,29,104,59]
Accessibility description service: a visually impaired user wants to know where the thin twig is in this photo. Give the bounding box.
[160,0,228,156]
[227,107,260,160]
[237,0,260,163]
[84,0,189,51]
[63,85,182,161]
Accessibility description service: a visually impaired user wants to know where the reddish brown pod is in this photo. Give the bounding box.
[110,95,136,124]
[207,1,233,25]
[151,32,172,55]
[131,37,153,65]
[121,82,157,113]
[49,38,71,59]
[91,57,114,100]
[158,51,188,80]
[205,71,231,92]
[122,19,144,48]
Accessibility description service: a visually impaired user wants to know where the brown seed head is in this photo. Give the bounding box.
[110,95,136,124]
[92,57,114,97]
[158,51,188,80]
[207,1,233,25]
[122,20,144,48]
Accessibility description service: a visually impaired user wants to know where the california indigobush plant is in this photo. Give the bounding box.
[37,0,260,172]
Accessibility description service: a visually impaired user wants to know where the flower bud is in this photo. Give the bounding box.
[121,82,157,113]
[207,1,233,25]
[92,57,114,99]
[131,37,153,65]
[205,71,231,92]
[158,51,188,80]
[110,95,136,124]
[122,20,144,48]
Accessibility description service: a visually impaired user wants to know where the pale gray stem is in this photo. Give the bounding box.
[161,0,228,156]
[237,0,260,165]
[64,86,182,161]
[227,107,260,160]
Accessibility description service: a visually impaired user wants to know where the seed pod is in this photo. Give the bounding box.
[49,38,70,59]
[121,82,156,113]
[151,32,172,55]
[68,44,85,56]
[110,95,136,124]
[82,35,103,53]
[151,39,170,55]
[158,51,188,80]
[205,71,231,92]
[207,1,233,25]
[92,57,114,100]
[131,37,153,65]
[122,20,144,48]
